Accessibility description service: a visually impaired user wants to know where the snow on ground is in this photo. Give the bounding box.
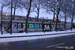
[0,29,75,43]
[0,29,75,37]
[0,33,75,43]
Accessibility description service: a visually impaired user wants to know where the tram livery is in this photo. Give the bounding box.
[5,20,64,33]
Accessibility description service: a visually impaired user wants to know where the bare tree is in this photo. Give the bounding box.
[25,0,32,33]
[0,1,10,34]
[39,0,61,31]
[31,0,45,21]
[60,0,72,31]
[70,0,75,31]
[61,0,75,31]
[31,0,41,21]
[1,0,23,20]
[18,0,32,33]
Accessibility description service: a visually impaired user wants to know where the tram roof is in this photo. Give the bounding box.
[12,20,64,24]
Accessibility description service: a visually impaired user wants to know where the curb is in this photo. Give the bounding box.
[0,32,75,38]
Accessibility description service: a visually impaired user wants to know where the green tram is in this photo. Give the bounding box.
[5,20,64,33]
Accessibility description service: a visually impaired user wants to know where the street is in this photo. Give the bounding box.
[0,34,75,50]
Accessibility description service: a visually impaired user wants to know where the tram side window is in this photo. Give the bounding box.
[44,25,49,28]
[37,24,39,28]
[40,24,42,28]
[13,23,17,29]
[23,24,25,28]
[27,24,29,28]
[44,25,47,27]
[57,25,61,28]
[51,25,53,28]
[21,23,23,28]
[28,24,35,28]
[18,23,21,29]
[47,25,50,27]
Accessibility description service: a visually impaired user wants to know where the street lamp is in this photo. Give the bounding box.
[5,14,8,16]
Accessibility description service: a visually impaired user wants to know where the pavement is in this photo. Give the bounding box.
[0,31,75,38]
[0,30,75,43]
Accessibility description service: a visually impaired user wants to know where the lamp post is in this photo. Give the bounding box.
[5,14,8,16]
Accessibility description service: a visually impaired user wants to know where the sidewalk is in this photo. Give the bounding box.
[0,30,75,43]
[0,30,75,38]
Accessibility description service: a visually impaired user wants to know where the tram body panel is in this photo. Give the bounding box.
[5,20,64,33]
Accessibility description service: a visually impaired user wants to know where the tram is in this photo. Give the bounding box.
[5,20,64,33]
[73,23,75,28]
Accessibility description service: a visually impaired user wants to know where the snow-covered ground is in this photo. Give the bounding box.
[0,29,75,43]
[0,29,75,37]
[0,33,75,43]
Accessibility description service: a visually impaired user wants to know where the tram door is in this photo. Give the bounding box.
[35,24,39,31]
[35,24,37,31]
[12,23,17,32]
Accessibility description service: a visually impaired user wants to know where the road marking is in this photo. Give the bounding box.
[47,43,65,48]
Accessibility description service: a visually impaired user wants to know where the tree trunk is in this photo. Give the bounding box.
[71,15,74,31]
[13,7,16,20]
[10,0,13,34]
[53,12,55,22]
[53,8,55,22]
[55,14,58,32]
[55,8,60,32]
[64,10,66,31]
[13,3,16,20]
[25,0,32,33]
[42,21,44,32]
[37,8,39,21]
[1,5,3,35]
[49,22,51,31]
